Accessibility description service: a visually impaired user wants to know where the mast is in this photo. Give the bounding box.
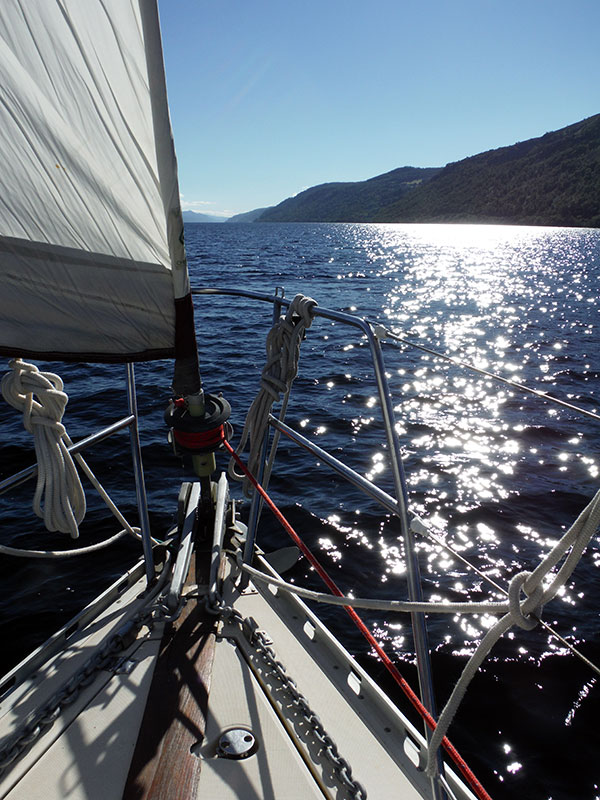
[139,0,201,397]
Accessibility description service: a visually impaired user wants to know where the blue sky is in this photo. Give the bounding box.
[159,1,599,217]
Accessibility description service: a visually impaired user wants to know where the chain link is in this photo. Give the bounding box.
[0,592,176,775]
[217,600,367,800]
[2,585,367,800]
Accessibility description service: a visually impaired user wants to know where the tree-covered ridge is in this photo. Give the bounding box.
[376,114,600,227]
[257,115,600,227]
[226,207,273,223]
[258,167,441,222]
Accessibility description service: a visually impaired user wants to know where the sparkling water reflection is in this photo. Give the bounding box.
[1,222,598,799]
[192,222,599,799]
[364,230,595,665]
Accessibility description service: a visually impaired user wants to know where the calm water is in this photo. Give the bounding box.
[1,222,599,799]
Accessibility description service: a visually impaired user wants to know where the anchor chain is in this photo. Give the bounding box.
[212,596,367,800]
[0,593,179,776]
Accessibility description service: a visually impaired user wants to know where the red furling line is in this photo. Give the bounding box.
[223,440,493,800]
[173,425,225,450]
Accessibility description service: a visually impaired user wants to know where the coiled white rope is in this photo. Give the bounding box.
[228,294,317,495]
[1,360,163,557]
[2,360,85,538]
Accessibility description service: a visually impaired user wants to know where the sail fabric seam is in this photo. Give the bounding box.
[0,37,161,263]
[0,2,169,264]
[0,0,193,365]
[137,0,190,299]
[53,0,168,253]
[0,345,175,364]
[0,236,167,273]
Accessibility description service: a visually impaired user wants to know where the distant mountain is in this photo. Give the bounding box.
[258,115,600,228]
[258,167,441,223]
[375,114,600,227]
[226,207,273,223]
[182,210,227,223]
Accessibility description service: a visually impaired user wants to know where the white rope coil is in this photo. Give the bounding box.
[228,294,317,495]
[1,359,86,538]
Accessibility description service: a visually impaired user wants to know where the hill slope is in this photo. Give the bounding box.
[376,114,600,227]
[226,207,272,223]
[258,167,441,222]
[182,210,226,223]
[257,115,600,227]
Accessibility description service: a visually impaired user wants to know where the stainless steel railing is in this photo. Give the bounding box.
[192,285,440,779]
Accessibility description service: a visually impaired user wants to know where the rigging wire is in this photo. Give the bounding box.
[225,434,600,789]
[370,325,600,675]
[375,325,600,423]
[272,414,600,678]
[415,522,600,678]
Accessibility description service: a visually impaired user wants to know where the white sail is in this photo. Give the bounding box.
[0,0,191,363]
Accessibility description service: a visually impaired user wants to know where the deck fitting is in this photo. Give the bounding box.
[217,728,257,759]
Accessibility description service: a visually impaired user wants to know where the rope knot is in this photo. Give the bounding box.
[2,359,85,538]
[228,294,317,495]
[508,571,544,630]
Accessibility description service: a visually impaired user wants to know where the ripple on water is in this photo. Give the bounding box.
[1,223,599,800]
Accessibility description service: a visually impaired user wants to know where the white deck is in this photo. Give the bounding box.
[197,571,431,800]
[0,568,164,800]
[0,555,477,800]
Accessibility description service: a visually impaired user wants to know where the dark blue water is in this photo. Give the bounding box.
[1,222,599,799]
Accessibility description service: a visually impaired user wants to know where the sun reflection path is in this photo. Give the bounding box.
[288,224,598,677]
[335,224,600,658]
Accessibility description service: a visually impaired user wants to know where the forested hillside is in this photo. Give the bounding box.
[257,115,600,227]
[376,114,600,226]
[258,167,441,222]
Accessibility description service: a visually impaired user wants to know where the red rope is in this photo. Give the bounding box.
[224,440,493,800]
[173,424,225,450]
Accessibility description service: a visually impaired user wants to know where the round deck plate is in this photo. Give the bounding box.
[217,728,257,759]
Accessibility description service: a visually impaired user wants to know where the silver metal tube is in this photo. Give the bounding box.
[126,363,154,584]
[167,482,200,610]
[362,334,436,649]
[194,287,441,782]
[269,415,400,515]
[0,415,136,495]
[242,291,285,570]
[362,324,445,798]
[209,473,229,605]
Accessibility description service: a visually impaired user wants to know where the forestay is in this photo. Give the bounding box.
[0,0,196,374]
